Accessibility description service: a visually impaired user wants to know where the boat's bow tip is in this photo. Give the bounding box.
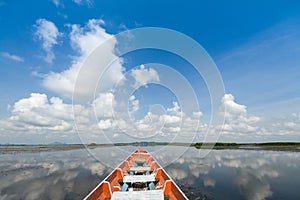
[135,148,148,153]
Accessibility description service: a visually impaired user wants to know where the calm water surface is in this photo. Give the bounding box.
[1,147,300,200]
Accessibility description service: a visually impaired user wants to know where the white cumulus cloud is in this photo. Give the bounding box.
[2,93,74,133]
[98,119,112,130]
[128,95,139,118]
[93,92,115,118]
[34,19,61,63]
[221,94,261,134]
[0,93,109,143]
[131,64,160,87]
[222,94,247,115]
[167,102,180,113]
[42,19,124,100]
[160,115,181,125]
[69,19,110,57]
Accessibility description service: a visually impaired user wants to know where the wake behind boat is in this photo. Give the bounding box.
[84,149,188,200]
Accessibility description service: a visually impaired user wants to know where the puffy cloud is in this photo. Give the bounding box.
[3,93,74,132]
[222,94,247,115]
[167,102,180,113]
[1,52,24,62]
[42,67,78,99]
[0,93,103,143]
[131,64,160,87]
[34,19,61,63]
[98,119,112,130]
[93,92,114,118]
[69,19,110,57]
[93,97,198,142]
[192,111,203,118]
[42,19,124,100]
[284,114,300,130]
[261,113,300,136]
[221,94,261,135]
[0,92,121,143]
[164,126,181,132]
[129,95,139,113]
[216,94,300,140]
[160,115,181,125]
[143,103,181,129]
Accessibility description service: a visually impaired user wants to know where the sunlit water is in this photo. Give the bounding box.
[1,147,300,200]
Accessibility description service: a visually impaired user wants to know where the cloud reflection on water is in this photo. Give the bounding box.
[0,149,109,200]
[1,147,300,200]
[164,147,300,200]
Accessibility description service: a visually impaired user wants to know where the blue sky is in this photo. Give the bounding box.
[0,0,300,144]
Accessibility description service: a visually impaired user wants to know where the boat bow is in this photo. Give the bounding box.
[84,149,188,200]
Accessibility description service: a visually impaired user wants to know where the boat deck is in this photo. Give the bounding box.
[111,190,164,200]
[84,149,188,200]
[123,174,155,183]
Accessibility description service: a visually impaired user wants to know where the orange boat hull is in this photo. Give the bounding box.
[84,149,188,200]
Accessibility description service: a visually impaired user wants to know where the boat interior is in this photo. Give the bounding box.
[85,149,187,200]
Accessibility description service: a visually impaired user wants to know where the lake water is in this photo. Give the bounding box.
[1,147,300,200]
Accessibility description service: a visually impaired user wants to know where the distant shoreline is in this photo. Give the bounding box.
[0,144,86,154]
[1,142,300,154]
[192,142,300,152]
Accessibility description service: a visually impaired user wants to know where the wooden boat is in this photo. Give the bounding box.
[84,149,188,200]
